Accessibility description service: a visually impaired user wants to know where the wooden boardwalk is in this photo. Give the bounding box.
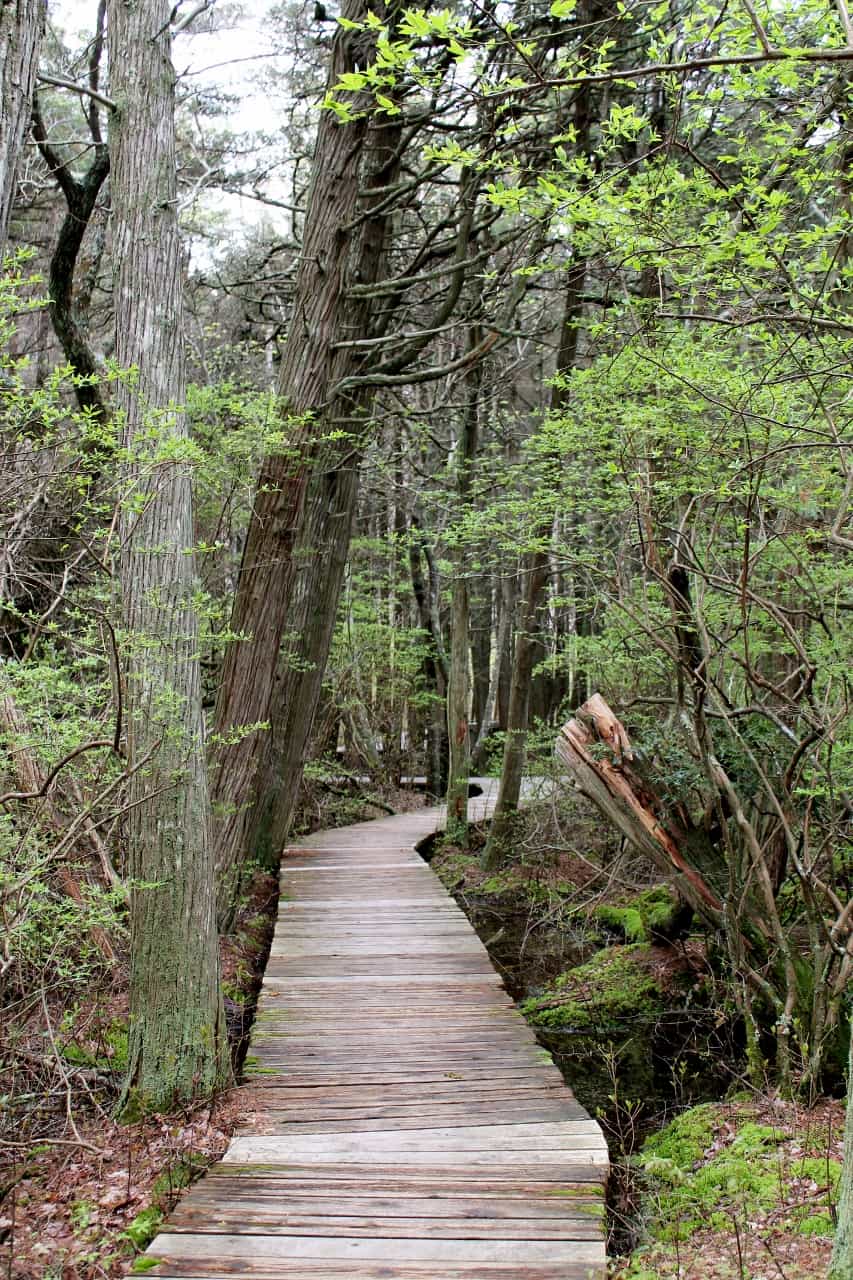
[144,795,609,1279]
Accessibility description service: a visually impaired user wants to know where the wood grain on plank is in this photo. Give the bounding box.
[137,799,608,1278]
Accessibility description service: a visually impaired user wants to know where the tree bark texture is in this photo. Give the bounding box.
[108,0,229,1110]
[482,551,550,867]
[211,0,405,921]
[245,458,361,870]
[0,0,43,253]
[409,520,448,796]
[445,341,482,844]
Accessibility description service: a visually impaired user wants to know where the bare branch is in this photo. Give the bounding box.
[36,73,116,112]
[837,0,853,46]
[741,0,774,55]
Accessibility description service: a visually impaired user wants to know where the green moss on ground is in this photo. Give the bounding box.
[521,945,666,1031]
[433,849,480,890]
[636,1102,841,1244]
[432,842,580,910]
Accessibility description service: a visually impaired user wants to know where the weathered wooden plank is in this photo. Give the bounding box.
[145,1263,601,1279]
[257,1099,583,1120]
[254,1111,583,1134]
[223,1146,609,1167]
[248,1082,571,1103]
[202,1165,607,1188]
[175,1194,602,1218]
[162,1213,604,1240]
[247,1067,566,1088]
[147,1231,606,1265]
[137,801,608,1279]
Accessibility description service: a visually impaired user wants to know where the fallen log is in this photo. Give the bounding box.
[556,693,723,927]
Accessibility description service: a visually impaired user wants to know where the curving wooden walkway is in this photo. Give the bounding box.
[143,792,608,1279]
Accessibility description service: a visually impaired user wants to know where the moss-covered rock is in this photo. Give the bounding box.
[521,945,667,1032]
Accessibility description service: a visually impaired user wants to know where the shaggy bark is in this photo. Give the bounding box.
[211,0,405,919]
[0,0,43,253]
[108,0,229,1110]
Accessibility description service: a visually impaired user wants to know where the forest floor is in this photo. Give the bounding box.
[1,783,423,1279]
[429,789,844,1280]
[3,783,844,1279]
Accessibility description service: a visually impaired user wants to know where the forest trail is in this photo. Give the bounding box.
[143,786,609,1278]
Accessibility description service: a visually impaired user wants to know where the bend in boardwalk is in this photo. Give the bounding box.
[142,790,609,1279]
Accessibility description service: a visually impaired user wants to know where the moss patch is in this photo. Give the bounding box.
[522,945,667,1032]
[637,1102,841,1243]
[595,886,684,944]
[432,849,480,890]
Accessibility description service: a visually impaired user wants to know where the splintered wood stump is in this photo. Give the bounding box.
[555,694,721,921]
[139,787,609,1278]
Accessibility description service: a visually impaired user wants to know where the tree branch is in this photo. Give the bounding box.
[37,73,116,112]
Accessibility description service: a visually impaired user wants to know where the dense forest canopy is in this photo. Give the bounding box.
[0,0,852,1273]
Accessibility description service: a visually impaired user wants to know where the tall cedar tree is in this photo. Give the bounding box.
[107,0,229,1110]
[212,0,405,922]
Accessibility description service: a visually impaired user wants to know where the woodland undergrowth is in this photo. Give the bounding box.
[431,787,847,1280]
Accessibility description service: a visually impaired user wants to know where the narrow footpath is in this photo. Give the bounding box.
[143,791,609,1278]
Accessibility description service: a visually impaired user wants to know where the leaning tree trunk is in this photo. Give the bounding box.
[0,0,42,253]
[108,0,229,1111]
[244,459,362,872]
[211,1,406,923]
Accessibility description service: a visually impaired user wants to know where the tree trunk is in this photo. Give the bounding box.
[445,569,471,842]
[482,550,550,868]
[471,573,513,769]
[409,520,448,796]
[211,1,406,923]
[830,1023,853,1279]
[470,581,491,738]
[108,0,229,1111]
[481,247,587,868]
[0,0,42,253]
[444,337,482,844]
[245,462,360,871]
[32,1,110,425]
